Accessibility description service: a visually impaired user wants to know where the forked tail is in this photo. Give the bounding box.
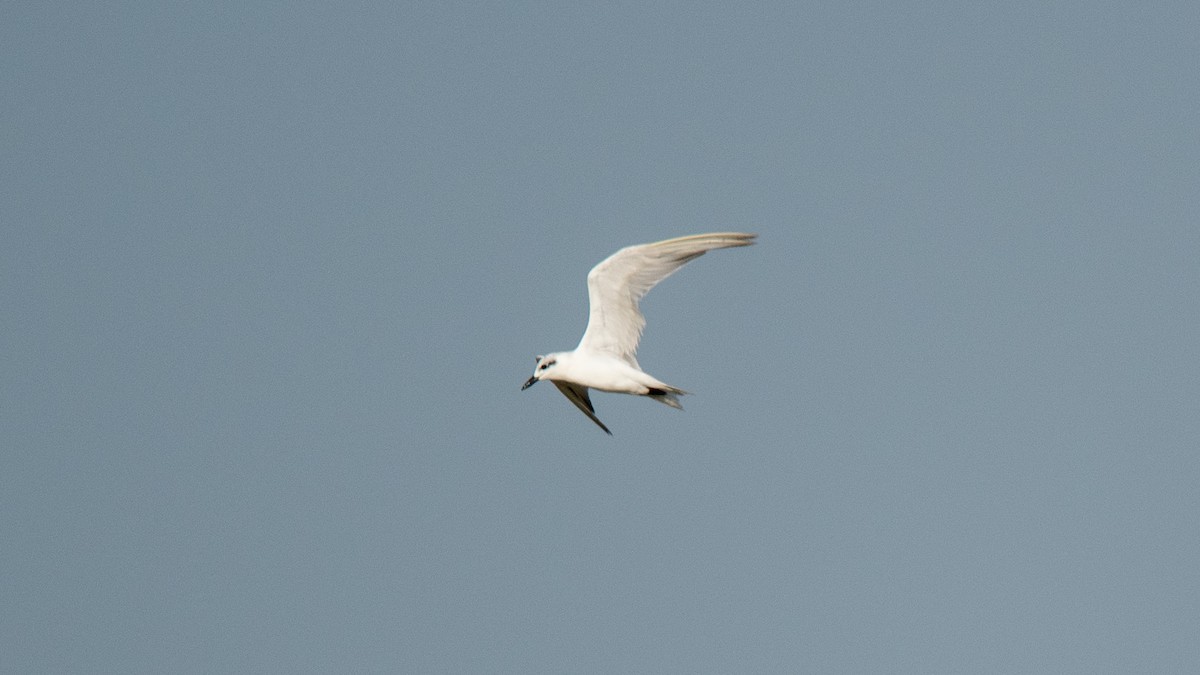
[645,385,687,410]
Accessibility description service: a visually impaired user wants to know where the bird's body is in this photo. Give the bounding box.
[536,350,678,397]
[522,232,755,434]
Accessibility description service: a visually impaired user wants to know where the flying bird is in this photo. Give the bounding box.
[521,232,756,434]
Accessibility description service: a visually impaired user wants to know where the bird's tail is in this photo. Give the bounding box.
[645,385,688,410]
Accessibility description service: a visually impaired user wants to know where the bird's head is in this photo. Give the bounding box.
[521,353,560,390]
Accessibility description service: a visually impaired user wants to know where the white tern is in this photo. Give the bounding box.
[522,232,756,434]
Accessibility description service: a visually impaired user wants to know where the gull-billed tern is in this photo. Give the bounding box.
[521,232,756,434]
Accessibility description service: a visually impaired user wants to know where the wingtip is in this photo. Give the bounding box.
[699,232,757,248]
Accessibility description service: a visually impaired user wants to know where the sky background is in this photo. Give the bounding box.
[3,1,1199,673]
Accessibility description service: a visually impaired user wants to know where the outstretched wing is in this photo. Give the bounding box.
[552,381,612,435]
[576,232,756,364]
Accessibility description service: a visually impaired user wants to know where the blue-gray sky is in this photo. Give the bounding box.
[4,2,1199,672]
